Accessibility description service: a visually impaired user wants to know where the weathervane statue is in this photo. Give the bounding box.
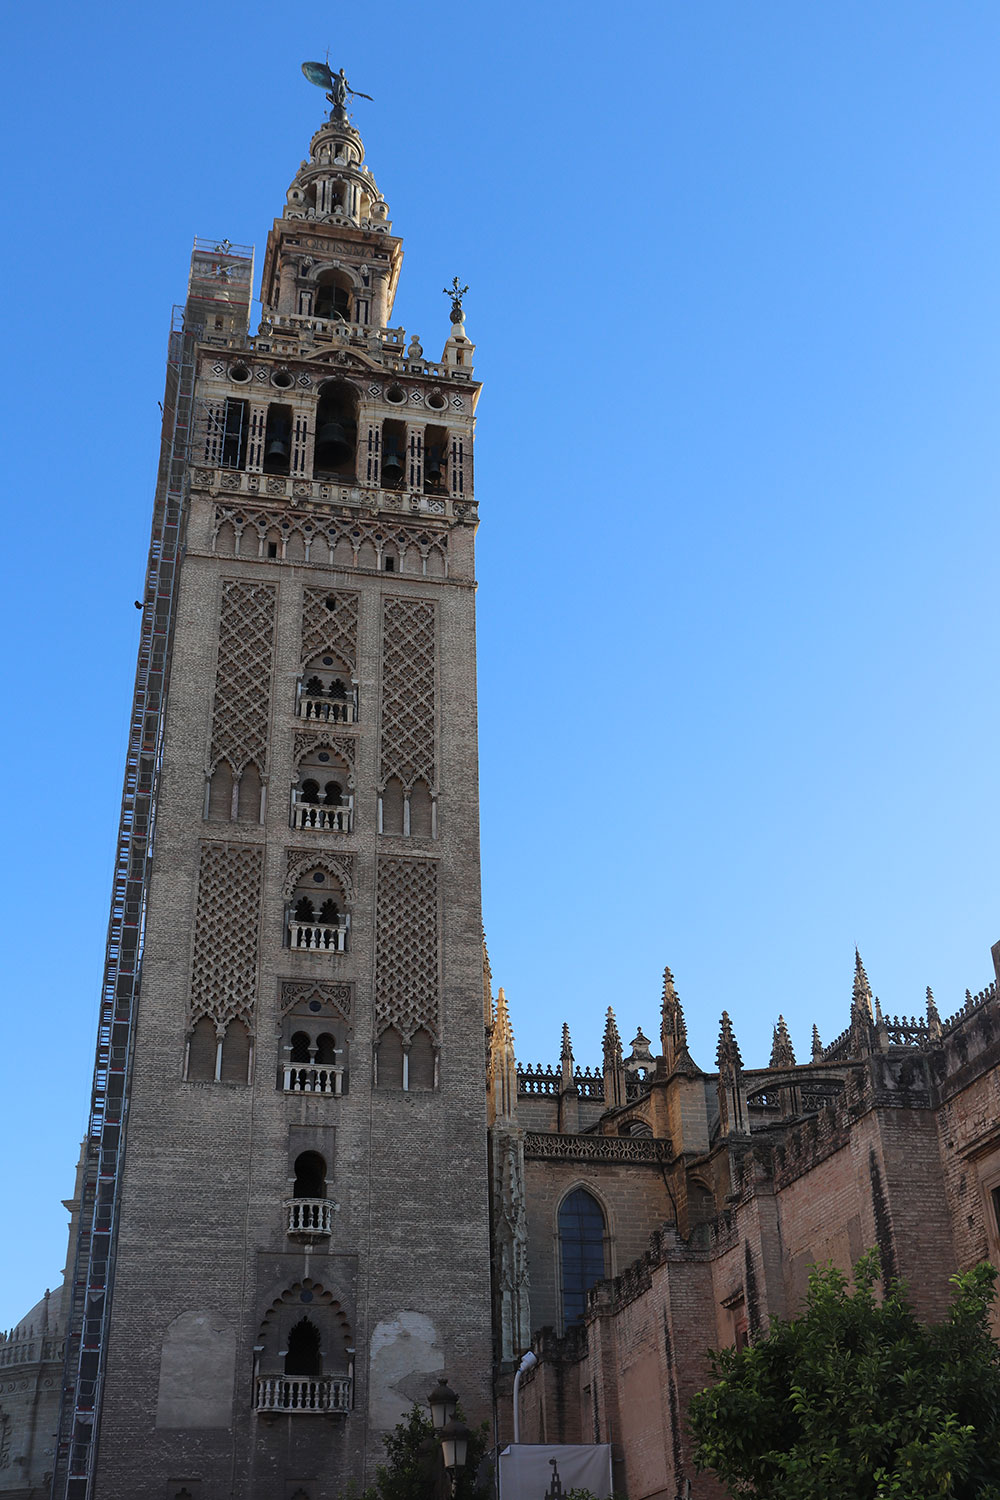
[302,59,373,121]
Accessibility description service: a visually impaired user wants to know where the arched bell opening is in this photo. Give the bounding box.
[423,424,449,494]
[381,418,406,489]
[263,403,293,475]
[285,1318,323,1379]
[314,380,358,479]
[314,269,353,322]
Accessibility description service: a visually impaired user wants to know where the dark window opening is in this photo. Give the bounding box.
[559,1188,606,1327]
[285,1318,322,1378]
[314,278,352,322]
[267,542,278,558]
[293,1151,327,1199]
[290,1031,311,1063]
[221,398,248,469]
[316,1032,337,1064]
[384,556,395,571]
[424,424,449,493]
[381,418,406,488]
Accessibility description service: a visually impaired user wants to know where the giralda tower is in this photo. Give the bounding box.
[56,71,492,1500]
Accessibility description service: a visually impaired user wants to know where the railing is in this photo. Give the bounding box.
[298,694,356,724]
[285,1199,333,1236]
[283,1062,344,1095]
[292,795,353,832]
[289,919,349,952]
[256,1376,351,1414]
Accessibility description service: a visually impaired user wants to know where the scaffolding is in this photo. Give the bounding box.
[51,237,254,1500]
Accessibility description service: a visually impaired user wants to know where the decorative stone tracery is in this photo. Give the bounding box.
[374,857,439,1042]
[301,588,359,673]
[208,581,277,777]
[189,843,263,1027]
[379,598,436,790]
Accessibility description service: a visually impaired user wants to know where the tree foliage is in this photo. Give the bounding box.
[352,1402,490,1500]
[689,1253,1000,1499]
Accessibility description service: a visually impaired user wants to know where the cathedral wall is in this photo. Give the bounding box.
[522,1159,674,1334]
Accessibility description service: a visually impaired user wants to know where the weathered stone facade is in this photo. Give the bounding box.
[496,948,1000,1499]
[36,93,491,1500]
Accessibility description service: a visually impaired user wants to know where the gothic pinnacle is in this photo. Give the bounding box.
[716,1011,743,1074]
[560,1022,574,1061]
[770,1015,796,1069]
[811,1023,823,1061]
[493,986,514,1047]
[603,1006,622,1059]
[661,965,688,1040]
[926,985,942,1038]
[853,948,874,1019]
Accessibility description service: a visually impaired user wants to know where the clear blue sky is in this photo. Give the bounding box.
[1,2,998,1328]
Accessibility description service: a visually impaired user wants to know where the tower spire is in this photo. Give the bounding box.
[603,1007,626,1108]
[660,964,697,1074]
[770,1015,796,1069]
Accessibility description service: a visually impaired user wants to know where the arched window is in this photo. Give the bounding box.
[315,1032,337,1064]
[288,867,348,951]
[293,1151,327,1200]
[559,1189,606,1327]
[188,1016,217,1081]
[408,1028,436,1091]
[220,1019,251,1083]
[290,1031,311,1063]
[314,269,353,322]
[285,1317,322,1378]
[298,653,354,723]
[376,1027,404,1089]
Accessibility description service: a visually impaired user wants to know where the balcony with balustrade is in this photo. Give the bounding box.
[297,678,357,724]
[285,1198,334,1237]
[256,1375,351,1414]
[291,791,353,833]
[288,914,349,952]
[283,1061,344,1095]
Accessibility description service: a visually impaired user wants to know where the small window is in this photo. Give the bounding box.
[268,542,278,558]
[384,557,395,572]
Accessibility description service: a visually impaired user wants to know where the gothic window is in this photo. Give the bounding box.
[281,1010,349,1096]
[236,762,262,822]
[314,380,357,479]
[558,1189,606,1328]
[206,758,263,825]
[409,779,433,838]
[290,1031,311,1063]
[207,759,234,820]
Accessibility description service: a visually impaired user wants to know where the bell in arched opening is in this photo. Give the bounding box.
[314,381,358,476]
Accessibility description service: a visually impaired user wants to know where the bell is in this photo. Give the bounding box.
[381,448,404,486]
[265,434,290,463]
[425,445,444,485]
[315,420,353,466]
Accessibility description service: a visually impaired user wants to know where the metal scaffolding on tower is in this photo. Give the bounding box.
[51,237,254,1500]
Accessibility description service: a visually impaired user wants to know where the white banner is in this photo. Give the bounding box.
[497,1443,613,1500]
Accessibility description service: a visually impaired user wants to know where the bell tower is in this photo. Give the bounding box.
[57,73,491,1500]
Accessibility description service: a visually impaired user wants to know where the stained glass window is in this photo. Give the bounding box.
[559,1189,606,1326]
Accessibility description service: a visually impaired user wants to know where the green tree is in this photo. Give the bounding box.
[689,1253,1000,1499]
[354,1402,490,1500]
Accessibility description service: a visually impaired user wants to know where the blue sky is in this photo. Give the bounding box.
[1,2,999,1327]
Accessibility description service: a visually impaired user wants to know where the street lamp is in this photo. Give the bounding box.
[426,1376,469,1494]
[427,1376,458,1431]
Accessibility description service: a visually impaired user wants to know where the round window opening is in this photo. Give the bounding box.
[322,656,334,666]
[312,873,326,885]
[325,597,337,611]
[386,383,405,404]
[272,370,294,389]
[318,753,330,763]
[309,1000,322,1012]
[427,390,446,410]
[229,363,251,383]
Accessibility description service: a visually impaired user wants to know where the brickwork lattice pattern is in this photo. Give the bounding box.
[189,842,264,1026]
[301,587,359,671]
[374,857,440,1042]
[209,580,276,775]
[380,598,436,789]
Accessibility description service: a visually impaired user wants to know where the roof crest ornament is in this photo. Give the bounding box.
[301,59,374,123]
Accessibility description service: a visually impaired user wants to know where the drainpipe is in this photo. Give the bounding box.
[512,1350,537,1443]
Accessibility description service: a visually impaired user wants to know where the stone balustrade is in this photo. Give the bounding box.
[285,1198,334,1237]
[283,1062,343,1096]
[298,694,356,724]
[289,919,348,953]
[255,1375,351,1413]
[292,795,353,832]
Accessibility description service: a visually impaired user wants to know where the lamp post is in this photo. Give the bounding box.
[426,1376,470,1496]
